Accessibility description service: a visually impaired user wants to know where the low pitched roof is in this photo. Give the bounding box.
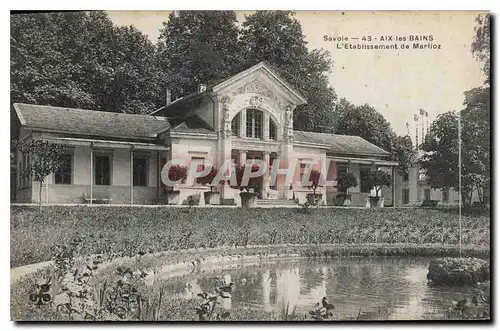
[14,103,170,141]
[294,130,390,157]
[169,115,216,135]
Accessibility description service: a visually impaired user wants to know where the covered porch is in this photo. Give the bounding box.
[325,155,399,207]
[37,136,169,205]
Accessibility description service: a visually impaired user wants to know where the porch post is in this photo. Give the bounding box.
[239,150,247,165]
[90,143,93,205]
[320,154,327,204]
[263,151,270,199]
[392,166,396,207]
[130,147,134,205]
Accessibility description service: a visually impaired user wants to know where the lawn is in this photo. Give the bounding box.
[11,206,490,268]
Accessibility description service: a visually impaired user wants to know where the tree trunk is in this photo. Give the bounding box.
[38,180,43,212]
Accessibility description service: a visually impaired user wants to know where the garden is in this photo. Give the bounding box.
[10,206,490,321]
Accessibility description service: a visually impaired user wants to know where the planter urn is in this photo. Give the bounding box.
[240,191,258,208]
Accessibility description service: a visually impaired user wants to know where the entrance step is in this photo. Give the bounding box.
[256,199,297,207]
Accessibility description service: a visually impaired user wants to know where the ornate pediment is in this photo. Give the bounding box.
[233,79,289,110]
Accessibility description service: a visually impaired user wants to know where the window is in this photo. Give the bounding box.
[94,155,111,186]
[299,161,312,183]
[231,113,240,136]
[133,156,148,187]
[403,171,409,181]
[442,189,449,202]
[55,155,72,184]
[269,120,277,140]
[246,109,263,139]
[360,167,372,193]
[424,189,431,201]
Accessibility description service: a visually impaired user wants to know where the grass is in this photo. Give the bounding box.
[11,206,489,268]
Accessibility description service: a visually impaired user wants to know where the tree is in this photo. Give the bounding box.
[461,87,490,205]
[334,100,416,173]
[10,11,162,114]
[196,167,220,192]
[335,102,396,153]
[230,164,262,192]
[240,11,337,132]
[15,140,66,211]
[419,112,459,191]
[308,169,322,197]
[393,135,417,176]
[364,169,392,198]
[336,172,358,196]
[156,11,242,99]
[157,11,338,132]
[167,165,188,186]
[471,13,490,83]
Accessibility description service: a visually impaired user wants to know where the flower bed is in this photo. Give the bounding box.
[11,206,490,268]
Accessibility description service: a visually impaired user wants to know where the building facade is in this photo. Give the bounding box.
[14,62,438,207]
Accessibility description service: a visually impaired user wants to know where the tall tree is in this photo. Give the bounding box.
[334,103,397,153]
[419,112,459,192]
[240,11,337,132]
[335,100,416,173]
[11,11,162,114]
[419,106,489,207]
[461,86,490,204]
[471,13,490,83]
[157,11,242,99]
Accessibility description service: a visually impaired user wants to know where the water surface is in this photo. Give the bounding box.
[166,256,484,320]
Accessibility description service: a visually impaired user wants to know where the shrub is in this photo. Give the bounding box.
[364,170,392,197]
[336,172,358,196]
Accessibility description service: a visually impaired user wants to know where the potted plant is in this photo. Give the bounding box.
[231,163,262,208]
[306,169,323,206]
[196,167,221,205]
[336,172,358,206]
[364,169,392,208]
[165,164,188,205]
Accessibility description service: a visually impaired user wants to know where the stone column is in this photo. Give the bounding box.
[278,105,295,200]
[219,95,233,200]
[262,151,270,199]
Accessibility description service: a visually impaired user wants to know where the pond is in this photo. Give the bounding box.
[162,256,485,320]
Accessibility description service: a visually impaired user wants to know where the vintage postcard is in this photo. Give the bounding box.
[10,10,490,322]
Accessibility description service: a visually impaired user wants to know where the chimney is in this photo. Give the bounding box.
[166,89,172,107]
[198,84,207,93]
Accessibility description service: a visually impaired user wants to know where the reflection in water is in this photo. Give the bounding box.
[262,270,271,312]
[169,257,485,320]
[275,267,300,314]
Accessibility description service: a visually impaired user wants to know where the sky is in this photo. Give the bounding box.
[107,10,487,138]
